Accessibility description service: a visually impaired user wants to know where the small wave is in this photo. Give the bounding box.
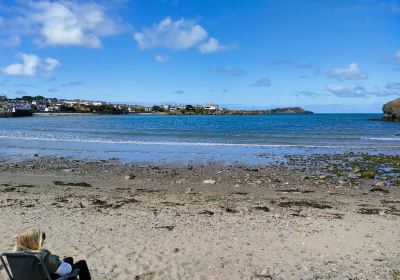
[0,135,400,149]
[361,137,400,141]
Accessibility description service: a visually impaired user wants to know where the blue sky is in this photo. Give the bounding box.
[0,0,399,112]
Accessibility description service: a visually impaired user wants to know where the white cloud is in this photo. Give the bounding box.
[326,84,367,97]
[174,90,185,94]
[134,17,208,51]
[209,66,245,76]
[61,81,83,87]
[43,58,61,72]
[134,17,234,54]
[198,38,235,54]
[327,63,367,80]
[294,91,321,98]
[374,82,400,96]
[2,54,40,77]
[2,1,125,48]
[0,35,22,47]
[327,82,400,98]
[2,53,61,77]
[270,59,313,69]
[385,82,400,91]
[154,54,170,63]
[250,78,271,87]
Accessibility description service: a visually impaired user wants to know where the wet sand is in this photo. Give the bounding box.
[0,156,399,279]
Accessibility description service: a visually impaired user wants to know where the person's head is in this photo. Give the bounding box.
[15,226,46,251]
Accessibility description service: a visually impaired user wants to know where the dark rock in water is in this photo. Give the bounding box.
[383,98,400,121]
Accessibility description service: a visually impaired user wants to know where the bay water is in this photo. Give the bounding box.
[0,114,398,165]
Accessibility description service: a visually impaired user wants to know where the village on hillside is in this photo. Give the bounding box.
[0,95,312,117]
[0,95,223,116]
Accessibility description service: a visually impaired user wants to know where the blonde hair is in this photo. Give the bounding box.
[15,226,44,252]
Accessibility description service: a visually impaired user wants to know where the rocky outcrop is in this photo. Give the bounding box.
[268,107,313,114]
[383,98,400,121]
[170,107,313,115]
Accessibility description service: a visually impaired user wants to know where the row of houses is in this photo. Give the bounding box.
[0,96,107,113]
[0,94,221,114]
[32,98,107,110]
[57,99,107,107]
[111,103,220,113]
[0,96,30,112]
[31,98,106,107]
[162,103,219,112]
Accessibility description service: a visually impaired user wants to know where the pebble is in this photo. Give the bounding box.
[172,248,180,253]
[374,181,386,188]
[124,174,136,180]
[203,179,216,184]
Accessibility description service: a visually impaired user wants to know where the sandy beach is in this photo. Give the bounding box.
[0,155,399,279]
[1,0,399,278]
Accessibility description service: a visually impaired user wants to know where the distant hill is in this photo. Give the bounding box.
[267,107,313,114]
[169,106,313,115]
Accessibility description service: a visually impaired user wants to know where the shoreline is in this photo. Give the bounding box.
[34,112,94,116]
[1,155,399,279]
[0,143,399,168]
[30,112,387,116]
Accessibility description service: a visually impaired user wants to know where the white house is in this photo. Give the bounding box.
[202,103,219,110]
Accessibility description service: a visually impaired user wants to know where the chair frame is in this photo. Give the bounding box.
[1,252,80,280]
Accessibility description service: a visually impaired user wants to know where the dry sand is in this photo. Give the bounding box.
[0,157,399,279]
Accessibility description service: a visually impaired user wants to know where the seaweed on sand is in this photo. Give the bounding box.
[53,181,92,188]
[279,200,332,209]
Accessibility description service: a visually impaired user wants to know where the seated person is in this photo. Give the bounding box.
[14,226,91,280]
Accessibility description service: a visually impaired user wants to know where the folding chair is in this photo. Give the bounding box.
[1,252,80,280]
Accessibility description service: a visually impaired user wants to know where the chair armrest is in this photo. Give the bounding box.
[1,254,13,280]
[56,269,80,280]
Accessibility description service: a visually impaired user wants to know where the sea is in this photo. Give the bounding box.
[0,114,399,165]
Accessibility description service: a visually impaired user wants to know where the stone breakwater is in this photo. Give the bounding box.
[0,110,33,118]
